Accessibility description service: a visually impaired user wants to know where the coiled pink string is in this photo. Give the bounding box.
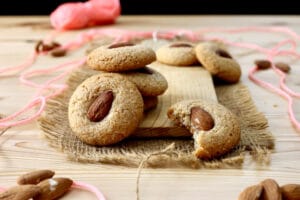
[0,181,106,200]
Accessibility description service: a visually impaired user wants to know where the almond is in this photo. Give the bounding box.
[51,49,67,57]
[0,185,41,200]
[215,49,232,59]
[87,90,114,122]
[275,62,291,73]
[170,43,193,48]
[17,169,55,185]
[35,41,61,53]
[238,184,263,200]
[260,179,282,200]
[281,184,300,200]
[190,106,214,131]
[255,59,271,70]
[35,40,43,52]
[33,177,73,200]
[108,42,135,49]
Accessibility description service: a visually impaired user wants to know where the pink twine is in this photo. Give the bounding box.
[0,52,38,76]
[0,55,85,128]
[50,0,120,30]
[72,181,106,200]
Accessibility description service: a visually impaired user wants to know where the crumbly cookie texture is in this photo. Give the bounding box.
[167,100,241,159]
[195,42,241,83]
[86,42,156,72]
[156,42,198,66]
[68,73,144,146]
[120,66,168,96]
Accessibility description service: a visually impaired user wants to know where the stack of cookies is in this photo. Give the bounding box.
[68,42,168,146]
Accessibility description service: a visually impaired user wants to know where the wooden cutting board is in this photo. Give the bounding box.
[133,61,218,137]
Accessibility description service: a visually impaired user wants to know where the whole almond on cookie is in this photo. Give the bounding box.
[260,179,282,200]
[238,184,263,200]
[87,90,114,122]
[0,185,41,200]
[17,169,55,185]
[191,106,214,131]
[33,177,73,200]
[281,184,300,200]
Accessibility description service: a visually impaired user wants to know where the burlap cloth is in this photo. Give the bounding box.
[37,66,274,168]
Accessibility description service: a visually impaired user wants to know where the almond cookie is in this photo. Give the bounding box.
[156,42,198,66]
[167,100,240,159]
[86,42,156,72]
[68,73,144,146]
[120,66,168,96]
[195,42,241,83]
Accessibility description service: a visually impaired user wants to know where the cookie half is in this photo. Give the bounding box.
[86,42,156,72]
[120,66,168,96]
[156,42,198,66]
[68,73,144,146]
[167,100,241,159]
[195,42,241,83]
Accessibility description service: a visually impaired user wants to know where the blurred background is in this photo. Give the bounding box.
[0,0,299,15]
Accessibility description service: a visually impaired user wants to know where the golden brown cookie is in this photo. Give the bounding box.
[68,73,144,146]
[156,42,198,66]
[167,100,241,159]
[120,66,168,96]
[86,42,156,72]
[195,42,241,83]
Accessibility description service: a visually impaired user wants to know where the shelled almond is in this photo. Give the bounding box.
[238,179,300,200]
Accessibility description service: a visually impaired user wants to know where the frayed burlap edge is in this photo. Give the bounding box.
[37,67,274,168]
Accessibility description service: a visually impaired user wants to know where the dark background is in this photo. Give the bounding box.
[0,0,299,15]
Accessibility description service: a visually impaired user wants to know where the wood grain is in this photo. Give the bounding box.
[0,16,300,200]
[135,63,217,137]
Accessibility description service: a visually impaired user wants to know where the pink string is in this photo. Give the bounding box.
[0,52,38,76]
[72,181,106,200]
[0,58,85,128]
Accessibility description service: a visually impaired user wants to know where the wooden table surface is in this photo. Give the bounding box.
[0,16,300,200]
